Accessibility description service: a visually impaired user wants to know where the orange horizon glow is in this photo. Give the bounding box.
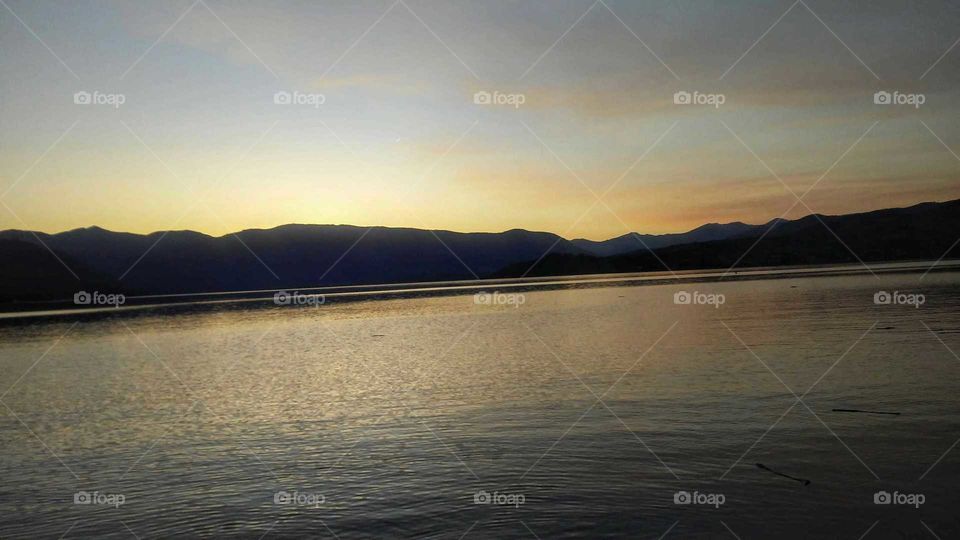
[2,1,959,241]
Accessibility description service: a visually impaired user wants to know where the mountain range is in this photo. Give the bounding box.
[1,199,958,303]
[499,199,960,277]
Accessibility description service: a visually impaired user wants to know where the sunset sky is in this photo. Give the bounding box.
[1,0,959,240]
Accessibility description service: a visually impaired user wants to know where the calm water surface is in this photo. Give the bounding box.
[1,270,959,539]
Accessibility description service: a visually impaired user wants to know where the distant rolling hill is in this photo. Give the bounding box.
[0,225,586,300]
[496,199,960,277]
[571,220,773,256]
[1,199,957,303]
[0,238,124,302]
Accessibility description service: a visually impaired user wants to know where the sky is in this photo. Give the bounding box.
[1,0,959,240]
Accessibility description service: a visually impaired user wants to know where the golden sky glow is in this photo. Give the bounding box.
[1,0,959,240]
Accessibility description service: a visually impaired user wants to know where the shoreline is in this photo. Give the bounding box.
[3,258,958,322]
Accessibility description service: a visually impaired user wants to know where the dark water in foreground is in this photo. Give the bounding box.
[1,268,959,538]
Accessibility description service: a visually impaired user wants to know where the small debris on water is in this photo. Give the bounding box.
[756,463,810,486]
[832,408,900,416]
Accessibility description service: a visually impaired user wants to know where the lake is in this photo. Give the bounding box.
[1,267,959,538]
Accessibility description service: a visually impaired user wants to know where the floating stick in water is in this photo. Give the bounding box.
[832,408,900,416]
[756,463,811,486]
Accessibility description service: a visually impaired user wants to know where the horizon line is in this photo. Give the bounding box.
[1,196,954,243]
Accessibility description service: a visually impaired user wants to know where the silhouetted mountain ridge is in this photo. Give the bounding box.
[571,220,772,256]
[496,199,960,278]
[1,199,957,302]
[0,224,588,299]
